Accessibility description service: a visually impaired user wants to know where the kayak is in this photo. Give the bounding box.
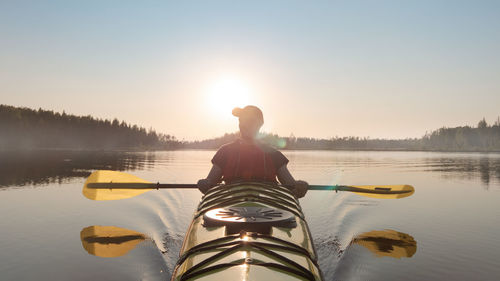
[171,182,323,281]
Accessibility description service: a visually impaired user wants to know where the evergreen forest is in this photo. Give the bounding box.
[0,104,180,150]
[1,104,499,152]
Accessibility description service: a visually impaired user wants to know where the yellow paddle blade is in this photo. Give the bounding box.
[80,225,147,258]
[352,229,417,258]
[351,185,414,199]
[83,170,152,201]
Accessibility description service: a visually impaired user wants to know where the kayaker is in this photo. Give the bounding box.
[197,105,309,198]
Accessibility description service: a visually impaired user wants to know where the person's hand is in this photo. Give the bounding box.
[292,180,308,198]
[197,179,213,194]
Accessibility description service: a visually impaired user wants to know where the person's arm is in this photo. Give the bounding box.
[276,165,295,185]
[197,164,223,194]
[277,165,308,198]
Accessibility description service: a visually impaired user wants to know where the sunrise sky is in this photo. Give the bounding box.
[1,1,499,140]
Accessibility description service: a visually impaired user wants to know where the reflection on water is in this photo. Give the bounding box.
[2,150,500,189]
[351,229,416,259]
[332,230,418,281]
[422,155,500,186]
[79,227,416,274]
[0,150,156,188]
[80,226,147,258]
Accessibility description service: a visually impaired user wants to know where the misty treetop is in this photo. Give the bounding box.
[183,118,500,152]
[1,104,499,152]
[0,104,179,150]
[183,132,422,151]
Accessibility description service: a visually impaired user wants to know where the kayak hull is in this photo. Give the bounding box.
[171,182,323,281]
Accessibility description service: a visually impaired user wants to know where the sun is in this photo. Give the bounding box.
[206,76,251,115]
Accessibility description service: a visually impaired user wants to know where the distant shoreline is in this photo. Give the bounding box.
[2,104,500,153]
[2,147,500,154]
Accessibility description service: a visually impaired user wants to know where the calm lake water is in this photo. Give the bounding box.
[1,150,499,280]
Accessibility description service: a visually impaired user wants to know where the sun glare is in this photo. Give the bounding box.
[206,76,251,115]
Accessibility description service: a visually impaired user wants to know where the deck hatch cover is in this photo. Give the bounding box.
[203,206,296,232]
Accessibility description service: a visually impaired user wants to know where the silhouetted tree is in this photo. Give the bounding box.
[0,104,180,150]
[478,118,487,129]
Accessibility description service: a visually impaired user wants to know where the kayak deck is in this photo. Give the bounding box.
[171,182,323,281]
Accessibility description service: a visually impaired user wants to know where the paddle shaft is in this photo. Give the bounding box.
[87,183,197,189]
[86,183,410,195]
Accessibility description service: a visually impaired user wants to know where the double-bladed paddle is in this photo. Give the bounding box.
[83,170,414,201]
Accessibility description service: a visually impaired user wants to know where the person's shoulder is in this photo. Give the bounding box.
[257,141,289,167]
[217,139,240,152]
[257,141,279,153]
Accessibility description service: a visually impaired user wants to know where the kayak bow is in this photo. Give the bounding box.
[171,182,323,281]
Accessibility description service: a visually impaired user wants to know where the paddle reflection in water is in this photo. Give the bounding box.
[350,229,417,259]
[80,226,147,258]
[332,229,417,280]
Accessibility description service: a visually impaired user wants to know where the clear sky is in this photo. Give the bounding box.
[1,0,499,140]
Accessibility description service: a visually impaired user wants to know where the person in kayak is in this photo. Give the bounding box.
[197,105,308,198]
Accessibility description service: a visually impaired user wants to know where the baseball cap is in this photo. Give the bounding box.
[232,105,264,125]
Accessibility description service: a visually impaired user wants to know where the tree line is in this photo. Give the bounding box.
[421,117,500,151]
[1,104,499,151]
[184,118,500,152]
[0,104,180,150]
